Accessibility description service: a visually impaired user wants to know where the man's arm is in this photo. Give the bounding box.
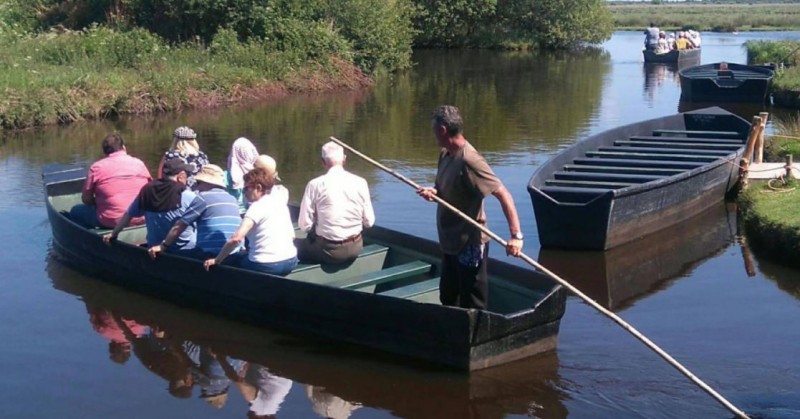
[297,183,316,233]
[103,212,133,245]
[147,221,189,259]
[491,185,523,257]
[81,171,96,206]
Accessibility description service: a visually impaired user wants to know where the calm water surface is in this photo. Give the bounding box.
[1,31,799,418]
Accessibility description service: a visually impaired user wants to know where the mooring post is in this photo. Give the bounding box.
[786,154,793,179]
[755,112,769,164]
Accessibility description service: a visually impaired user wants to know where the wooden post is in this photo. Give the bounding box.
[739,115,763,189]
[755,112,768,164]
[786,154,794,179]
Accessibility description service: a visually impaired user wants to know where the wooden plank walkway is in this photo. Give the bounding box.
[747,162,800,180]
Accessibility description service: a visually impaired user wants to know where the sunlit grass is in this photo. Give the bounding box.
[609,3,800,31]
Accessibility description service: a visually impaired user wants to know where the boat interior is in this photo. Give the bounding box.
[536,128,743,204]
[48,190,550,316]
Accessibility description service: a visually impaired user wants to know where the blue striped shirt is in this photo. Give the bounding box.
[180,188,241,255]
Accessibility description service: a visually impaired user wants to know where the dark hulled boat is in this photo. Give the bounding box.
[643,48,701,64]
[679,62,775,103]
[527,107,750,250]
[44,165,566,371]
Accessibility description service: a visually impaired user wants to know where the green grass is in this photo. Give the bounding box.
[738,181,800,267]
[0,26,369,129]
[609,3,800,31]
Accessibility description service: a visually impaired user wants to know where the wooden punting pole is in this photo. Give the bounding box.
[331,136,752,419]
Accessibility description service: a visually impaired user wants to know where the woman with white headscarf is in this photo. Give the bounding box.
[225,137,259,214]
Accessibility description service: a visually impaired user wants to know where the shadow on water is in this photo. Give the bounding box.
[538,202,736,311]
[46,253,571,419]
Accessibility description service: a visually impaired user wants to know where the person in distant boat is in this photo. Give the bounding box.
[103,157,197,251]
[156,126,210,187]
[417,105,523,310]
[687,30,701,48]
[667,32,676,50]
[225,137,260,214]
[203,165,298,275]
[655,32,670,54]
[644,22,660,51]
[296,141,375,265]
[69,133,152,229]
[675,31,693,50]
[147,164,242,260]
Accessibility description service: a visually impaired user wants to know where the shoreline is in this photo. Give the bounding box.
[737,182,800,269]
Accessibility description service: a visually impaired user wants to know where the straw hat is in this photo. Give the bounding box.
[173,126,197,139]
[253,154,281,182]
[194,164,226,188]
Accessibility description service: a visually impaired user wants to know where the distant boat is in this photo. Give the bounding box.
[44,165,566,371]
[527,107,751,250]
[679,62,775,103]
[643,48,701,64]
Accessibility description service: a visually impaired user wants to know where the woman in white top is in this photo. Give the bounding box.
[203,165,298,276]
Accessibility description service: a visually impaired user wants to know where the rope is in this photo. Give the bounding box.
[764,176,796,193]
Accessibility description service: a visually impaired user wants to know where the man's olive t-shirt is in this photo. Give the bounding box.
[434,142,502,255]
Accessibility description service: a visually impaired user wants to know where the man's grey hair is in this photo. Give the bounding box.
[432,105,463,137]
[321,141,345,164]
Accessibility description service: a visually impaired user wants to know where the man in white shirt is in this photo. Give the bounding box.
[297,141,375,264]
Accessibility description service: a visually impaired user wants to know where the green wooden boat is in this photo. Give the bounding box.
[43,165,566,371]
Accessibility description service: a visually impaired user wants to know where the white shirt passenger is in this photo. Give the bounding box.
[244,185,297,263]
[298,165,375,241]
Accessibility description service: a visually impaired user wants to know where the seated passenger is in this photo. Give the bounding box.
[203,166,298,276]
[296,142,375,264]
[156,126,209,187]
[70,133,152,229]
[675,32,692,50]
[148,164,241,260]
[687,30,701,48]
[224,137,259,215]
[103,158,197,252]
[655,32,670,54]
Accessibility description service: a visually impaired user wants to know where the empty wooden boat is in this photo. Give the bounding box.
[527,107,750,250]
[44,165,566,371]
[679,62,775,103]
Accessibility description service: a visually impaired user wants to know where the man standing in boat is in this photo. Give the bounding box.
[296,141,376,264]
[644,22,660,51]
[417,105,524,310]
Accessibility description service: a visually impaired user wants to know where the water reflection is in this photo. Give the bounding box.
[539,203,735,310]
[642,63,681,105]
[48,255,569,418]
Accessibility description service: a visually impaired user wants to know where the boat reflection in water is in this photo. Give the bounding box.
[48,256,568,418]
[539,203,735,310]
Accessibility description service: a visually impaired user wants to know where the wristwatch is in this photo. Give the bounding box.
[511,232,524,240]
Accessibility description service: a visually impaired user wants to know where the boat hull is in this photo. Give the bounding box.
[528,107,750,250]
[44,167,566,371]
[643,48,700,64]
[679,62,774,103]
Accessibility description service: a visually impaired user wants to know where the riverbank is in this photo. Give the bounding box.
[610,3,800,32]
[0,27,372,130]
[738,180,800,268]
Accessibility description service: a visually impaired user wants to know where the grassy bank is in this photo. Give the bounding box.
[738,182,800,268]
[0,26,371,130]
[744,40,800,107]
[610,3,800,32]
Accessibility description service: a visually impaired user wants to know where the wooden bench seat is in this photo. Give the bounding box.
[286,244,389,284]
[326,260,432,291]
[614,140,742,151]
[630,135,743,145]
[652,129,741,139]
[598,146,732,157]
[585,151,720,163]
[572,157,706,170]
[545,179,635,189]
[379,278,440,299]
[553,171,665,184]
[562,164,686,176]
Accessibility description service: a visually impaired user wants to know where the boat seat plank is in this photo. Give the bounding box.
[286,244,389,284]
[379,278,441,300]
[585,151,720,163]
[597,146,732,156]
[327,261,432,291]
[652,129,741,139]
[630,135,742,144]
[553,171,665,183]
[562,164,686,176]
[572,157,705,170]
[545,179,635,189]
[537,186,613,203]
[290,244,387,273]
[614,140,742,151]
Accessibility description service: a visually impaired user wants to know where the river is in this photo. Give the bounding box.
[0,31,798,419]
